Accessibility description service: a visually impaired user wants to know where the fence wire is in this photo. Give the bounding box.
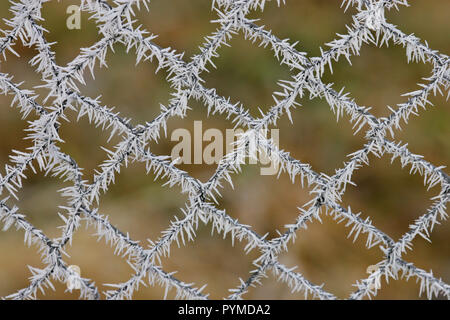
[0,0,449,300]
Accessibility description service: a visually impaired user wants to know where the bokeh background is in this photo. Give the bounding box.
[0,0,449,299]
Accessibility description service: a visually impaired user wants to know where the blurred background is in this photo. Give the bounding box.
[0,0,449,299]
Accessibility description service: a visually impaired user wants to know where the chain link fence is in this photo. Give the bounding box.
[0,0,449,299]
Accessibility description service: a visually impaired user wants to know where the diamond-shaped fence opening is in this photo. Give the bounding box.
[277,212,383,298]
[321,42,432,118]
[267,94,366,175]
[96,160,190,243]
[341,153,441,239]
[78,42,173,125]
[14,170,73,238]
[252,0,357,57]
[56,107,125,181]
[0,0,448,300]
[217,163,315,239]
[202,34,294,117]
[146,98,248,182]
[154,223,261,300]
[132,0,218,58]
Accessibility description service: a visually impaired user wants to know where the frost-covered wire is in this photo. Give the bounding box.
[0,0,448,300]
